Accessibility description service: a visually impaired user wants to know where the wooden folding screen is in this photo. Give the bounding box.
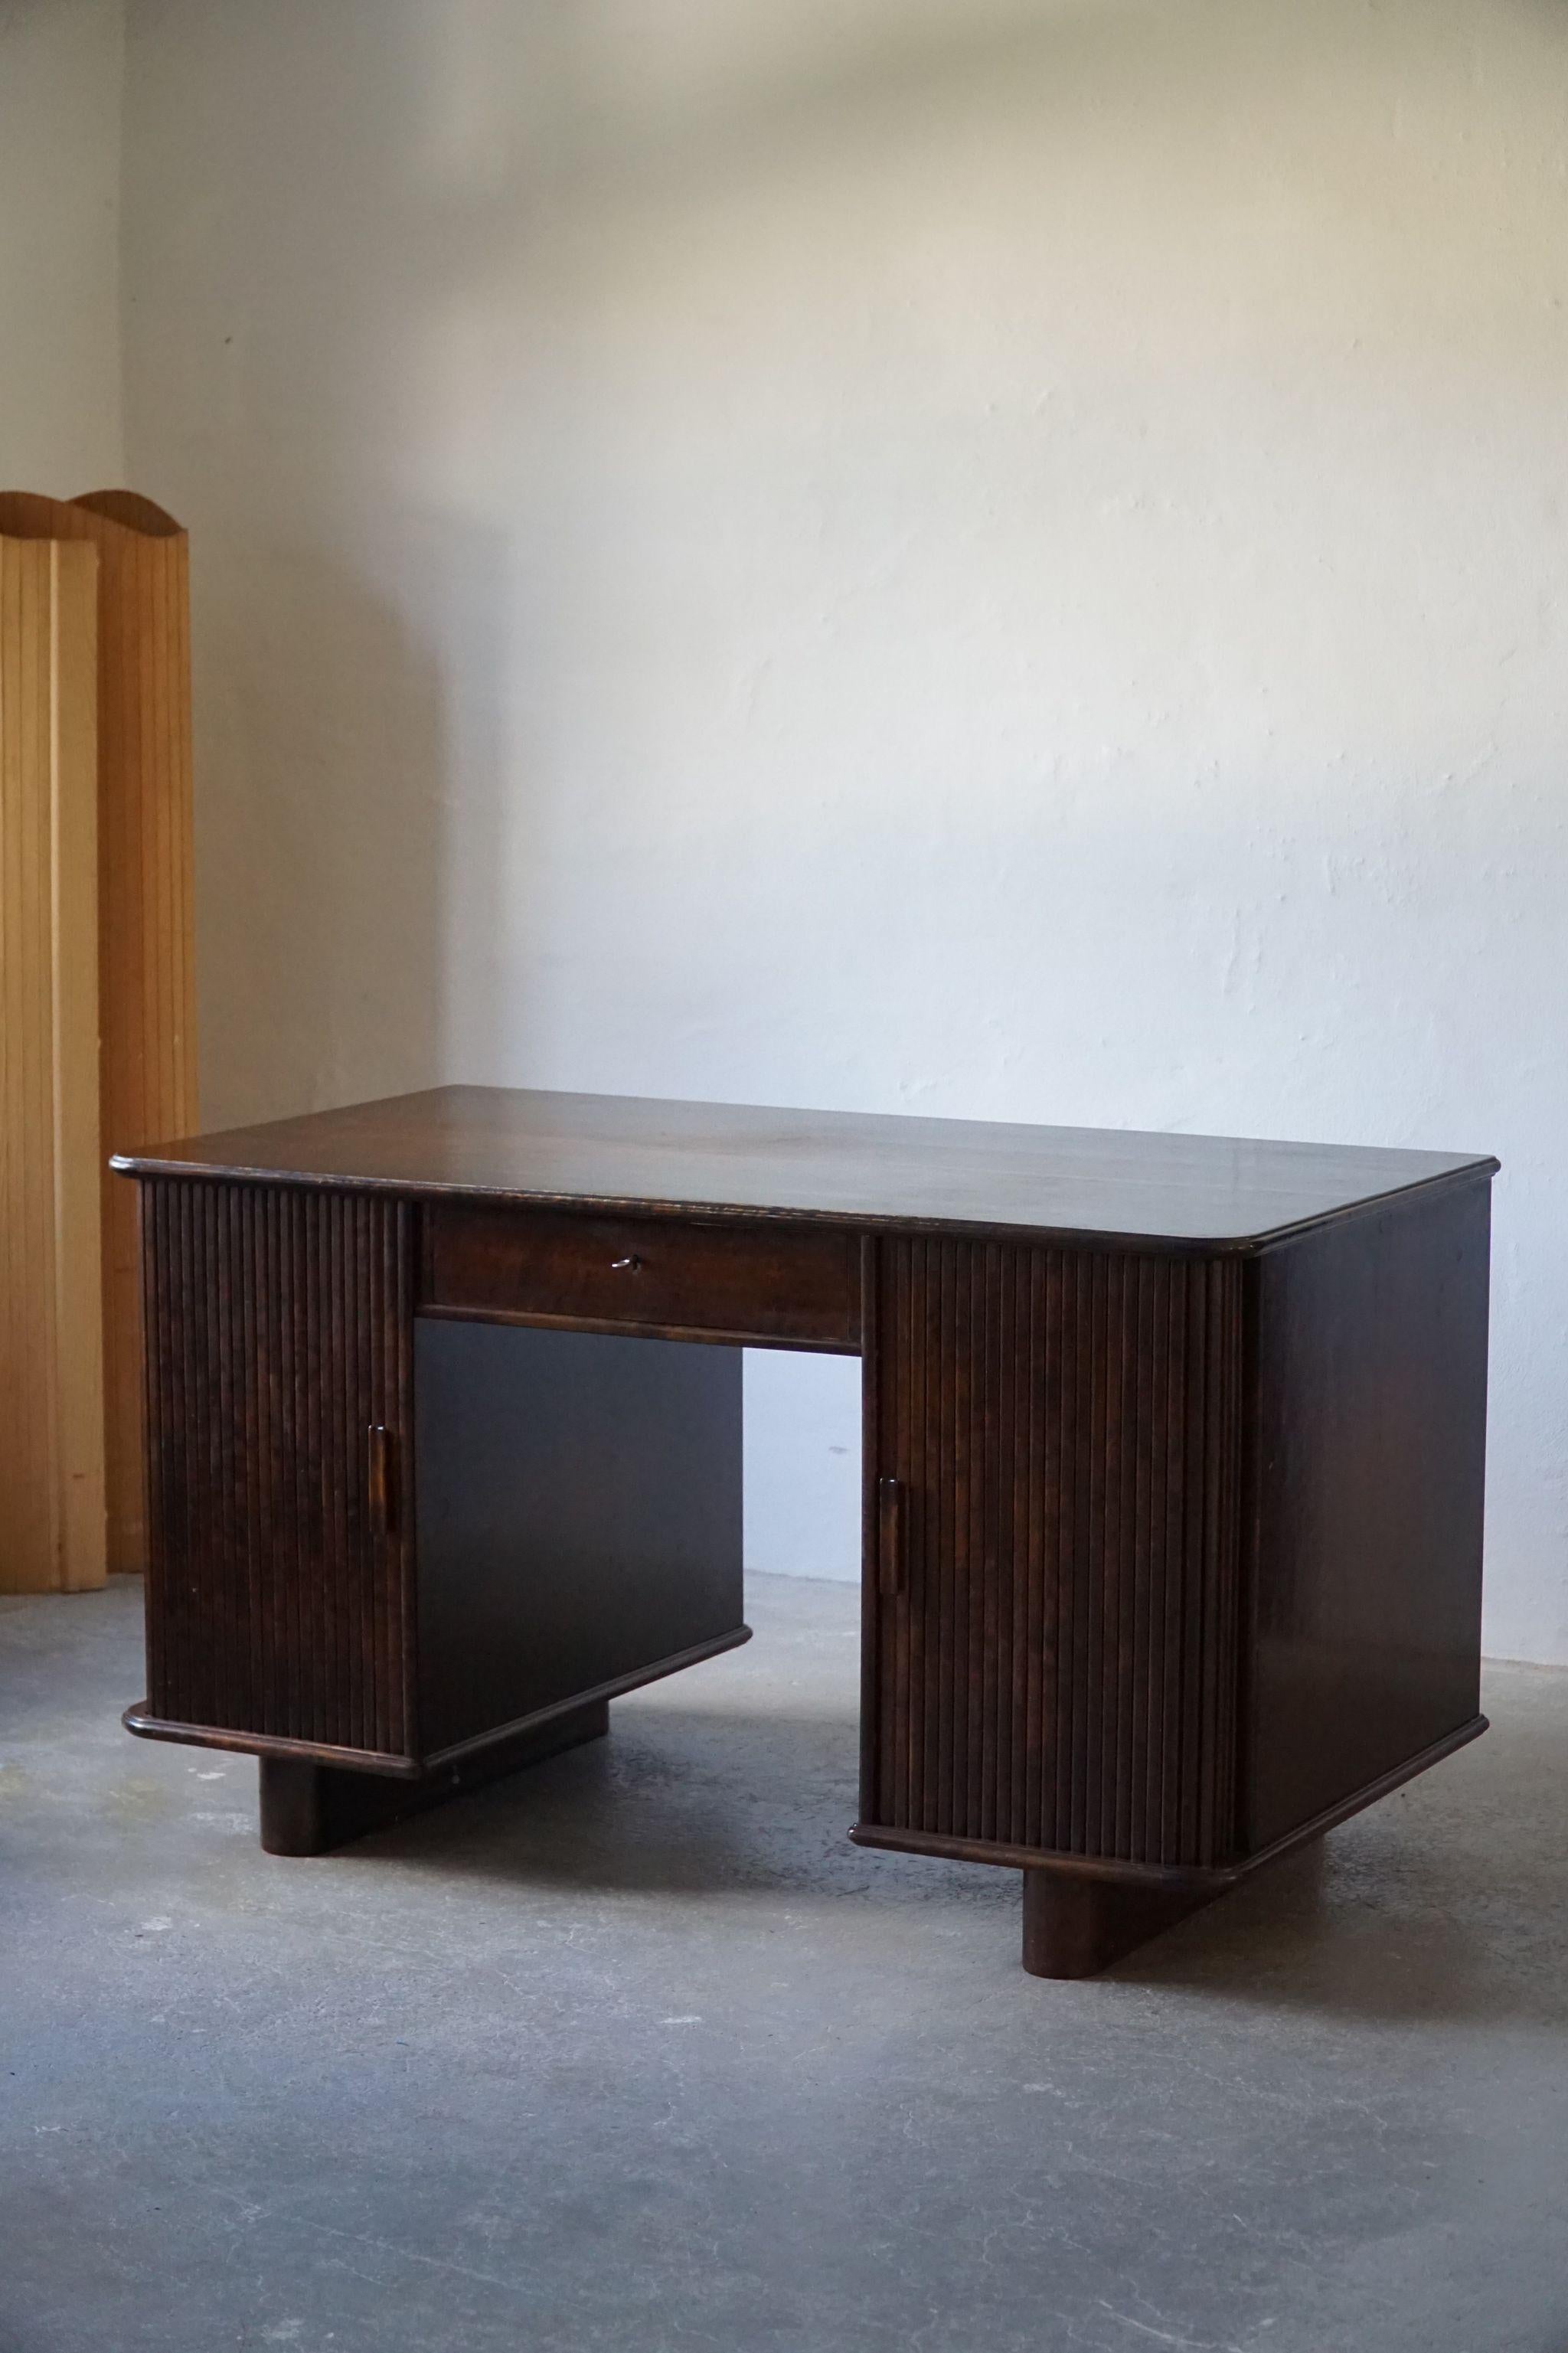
[0,492,197,1590]
[0,532,106,1590]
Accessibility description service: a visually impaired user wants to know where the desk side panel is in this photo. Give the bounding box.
[413,1318,744,1758]
[1243,1180,1491,1852]
[139,1178,415,1762]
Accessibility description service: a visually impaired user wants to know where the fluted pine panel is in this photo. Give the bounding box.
[0,492,197,1578]
[142,1181,413,1760]
[871,1238,1243,1868]
[0,536,106,1591]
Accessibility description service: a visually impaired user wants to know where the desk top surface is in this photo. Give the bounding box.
[115,1086,1497,1252]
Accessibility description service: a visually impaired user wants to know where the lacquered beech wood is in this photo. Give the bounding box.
[120,1087,1496,1979]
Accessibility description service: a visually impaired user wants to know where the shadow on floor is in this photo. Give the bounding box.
[297,1698,1568,2031]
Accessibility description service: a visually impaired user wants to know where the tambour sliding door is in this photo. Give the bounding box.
[863,1235,1246,1871]
[137,1179,415,1764]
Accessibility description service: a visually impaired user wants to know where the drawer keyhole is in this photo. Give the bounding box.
[612,1255,642,1273]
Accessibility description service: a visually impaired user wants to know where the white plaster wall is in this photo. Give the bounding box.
[120,0,1568,1656]
[0,0,123,489]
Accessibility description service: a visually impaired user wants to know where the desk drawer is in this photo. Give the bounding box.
[420,1204,861,1351]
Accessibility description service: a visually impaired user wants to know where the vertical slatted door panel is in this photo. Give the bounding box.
[867,1237,1244,1870]
[141,1179,414,1763]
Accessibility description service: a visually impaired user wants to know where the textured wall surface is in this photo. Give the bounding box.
[119,0,1568,1656]
[0,0,124,490]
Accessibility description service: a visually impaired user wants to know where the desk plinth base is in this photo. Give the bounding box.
[258,1701,610,1858]
[1020,1868,1224,1978]
[855,1713,1488,1977]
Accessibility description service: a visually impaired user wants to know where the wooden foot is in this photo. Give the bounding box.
[1021,1868,1223,1978]
[258,1699,610,1857]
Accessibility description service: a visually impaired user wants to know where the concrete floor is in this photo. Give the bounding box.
[2,1575,1566,2353]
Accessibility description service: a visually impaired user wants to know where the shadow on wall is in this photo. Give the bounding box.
[134,2,1080,1129]
[140,0,1553,1119]
[188,515,517,1128]
[397,0,1568,230]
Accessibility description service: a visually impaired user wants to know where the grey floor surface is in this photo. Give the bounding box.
[2,1572,1566,2353]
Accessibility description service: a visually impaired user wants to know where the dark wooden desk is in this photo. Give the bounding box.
[116,1087,1495,1978]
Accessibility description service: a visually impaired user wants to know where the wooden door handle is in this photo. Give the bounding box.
[878,1476,905,1598]
[368,1425,397,1545]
